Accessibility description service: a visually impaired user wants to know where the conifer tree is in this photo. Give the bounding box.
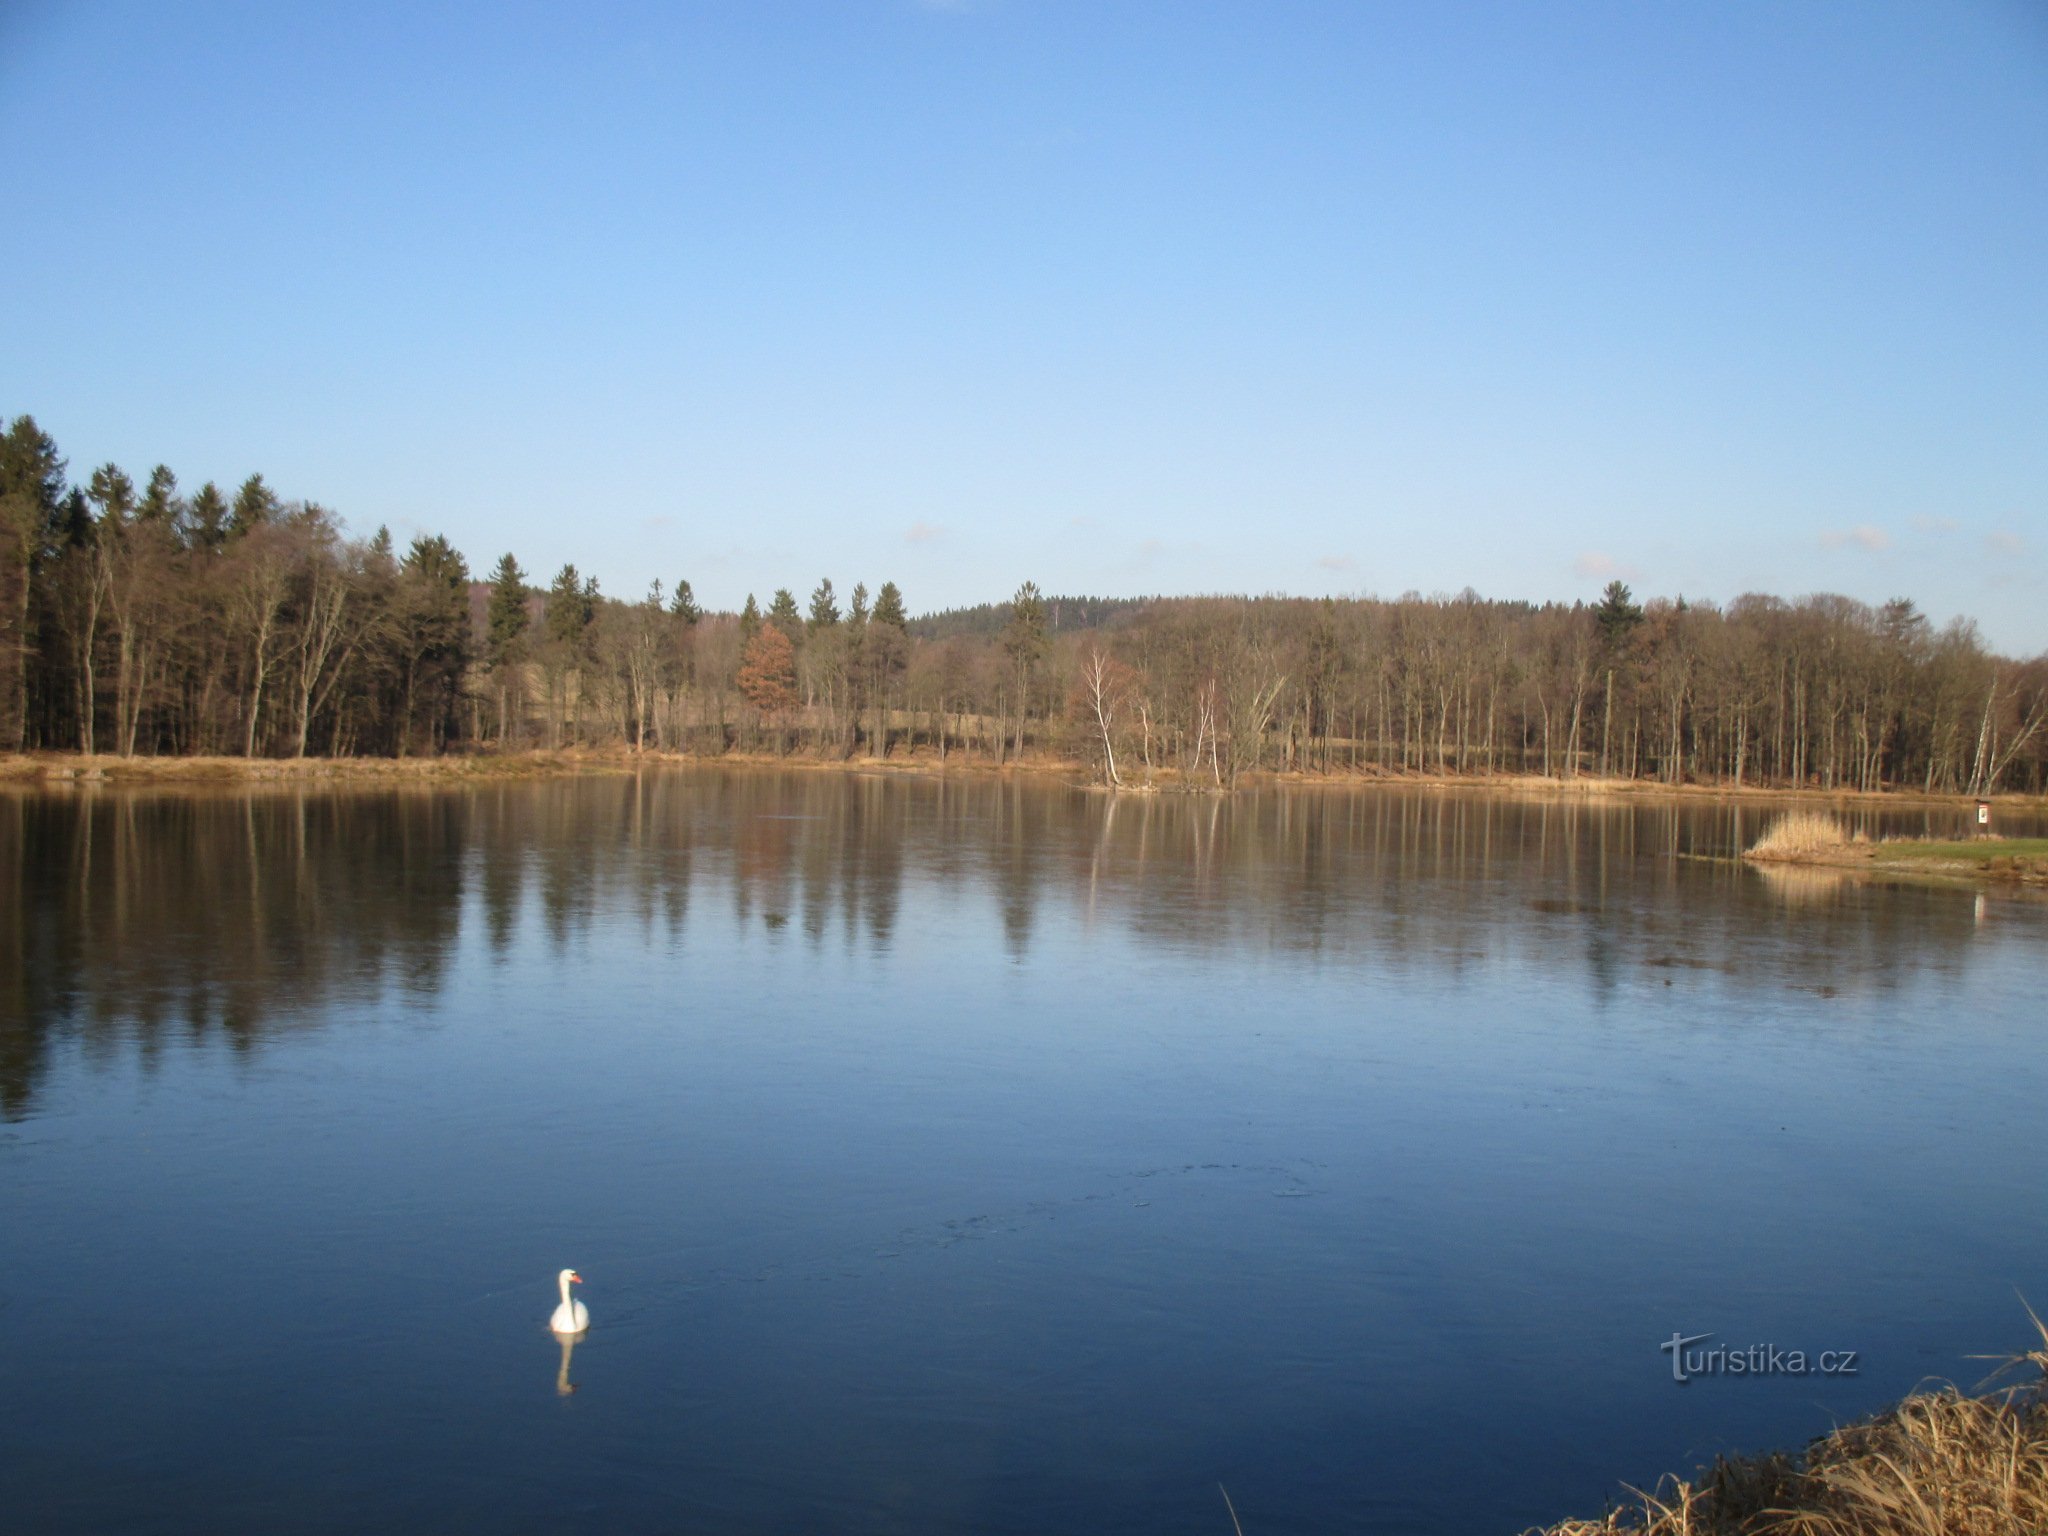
[87,464,136,524]
[671,579,700,627]
[187,482,229,550]
[768,587,802,643]
[485,553,529,743]
[398,535,471,752]
[1595,581,1644,648]
[1001,580,1048,759]
[137,465,181,528]
[0,415,67,750]
[228,473,280,539]
[807,577,840,633]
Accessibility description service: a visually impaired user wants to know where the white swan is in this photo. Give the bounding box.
[550,1268,589,1336]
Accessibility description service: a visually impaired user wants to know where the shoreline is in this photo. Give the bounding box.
[1745,838,2048,886]
[1530,1331,2046,1535]
[4,748,2044,813]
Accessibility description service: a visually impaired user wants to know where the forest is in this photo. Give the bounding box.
[3,414,2044,793]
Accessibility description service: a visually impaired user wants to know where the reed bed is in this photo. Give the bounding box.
[1528,1324,2048,1536]
[1745,812,1856,861]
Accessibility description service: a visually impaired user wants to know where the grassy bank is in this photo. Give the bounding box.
[0,750,638,784]
[4,748,2045,819]
[1744,811,2048,885]
[1529,1329,2048,1536]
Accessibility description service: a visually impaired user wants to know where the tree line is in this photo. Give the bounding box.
[3,414,2042,791]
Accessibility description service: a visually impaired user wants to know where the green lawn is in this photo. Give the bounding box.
[1876,837,2048,862]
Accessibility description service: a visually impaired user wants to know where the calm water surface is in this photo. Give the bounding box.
[3,772,2044,1535]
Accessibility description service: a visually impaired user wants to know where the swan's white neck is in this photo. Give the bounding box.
[559,1272,575,1309]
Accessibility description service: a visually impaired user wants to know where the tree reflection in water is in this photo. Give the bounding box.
[1,772,2022,1120]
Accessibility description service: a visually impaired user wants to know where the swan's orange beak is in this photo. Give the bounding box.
[568,1271,582,1284]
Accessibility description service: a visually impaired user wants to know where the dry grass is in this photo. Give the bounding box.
[1527,1322,2048,1536]
[0,750,634,784]
[1746,812,1855,862]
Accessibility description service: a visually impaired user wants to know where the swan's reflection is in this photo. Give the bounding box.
[555,1333,578,1396]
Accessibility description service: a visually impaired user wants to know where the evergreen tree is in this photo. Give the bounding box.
[398,534,471,751]
[768,587,802,643]
[807,578,839,633]
[188,482,229,550]
[1001,580,1048,760]
[86,464,136,525]
[1595,580,1643,649]
[0,417,67,751]
[866,581,908,755]
[738,592,761,640]
[485,553,529,742]
[545,564,595,649]
[671,579,700,627]
[137,465,181,528]
[228,473,280,539]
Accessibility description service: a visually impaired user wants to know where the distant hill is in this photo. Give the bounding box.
[911,594,1158,641]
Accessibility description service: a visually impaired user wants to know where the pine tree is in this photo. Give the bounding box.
[0,415,68,750]
[398,534,471,752]
[485,554,529,743]
[806,578,839,633]
[738,593,761,640]
[86,464,136,525]
[188,482,229,550]
[545,564,595,649]
[1595,581,1643,649]
[768,587,802,643]
[228,473,280,539]
[1001,580,1048,759]
[871,581,906,630]
[670,579,700,627]
[867,581,908,756]
[137,465,181,528]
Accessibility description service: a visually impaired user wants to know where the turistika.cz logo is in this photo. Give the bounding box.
[1660,1332,1859,1384]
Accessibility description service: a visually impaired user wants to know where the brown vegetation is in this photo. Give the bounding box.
[1742,812,2048,885]
[1745,812,1855,861]
[6,416,2048,795]
[1530,1328,2048,1536]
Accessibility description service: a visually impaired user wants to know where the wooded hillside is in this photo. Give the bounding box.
[5,415,2042,792]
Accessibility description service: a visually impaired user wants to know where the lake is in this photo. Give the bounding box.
[3,771,2044,1535]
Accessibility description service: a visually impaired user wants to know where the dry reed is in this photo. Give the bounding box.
[1745,812,1853,862]
[1526,1321,2048,1536]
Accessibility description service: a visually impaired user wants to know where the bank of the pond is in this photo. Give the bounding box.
[1743,810,2048,886]
[1529,1337,2048,1536]
[0,750,633,785]
[6,748,2046,819]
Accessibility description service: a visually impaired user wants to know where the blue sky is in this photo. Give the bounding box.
[4,1,2045,648]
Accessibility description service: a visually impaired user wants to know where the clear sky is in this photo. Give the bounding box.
[4,1,2045,648]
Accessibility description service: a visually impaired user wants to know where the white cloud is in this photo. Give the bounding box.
[904,521,944,544]
[1986,531,2026,558]
[1819,525,1890,552]
[1315,554,1357,573]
